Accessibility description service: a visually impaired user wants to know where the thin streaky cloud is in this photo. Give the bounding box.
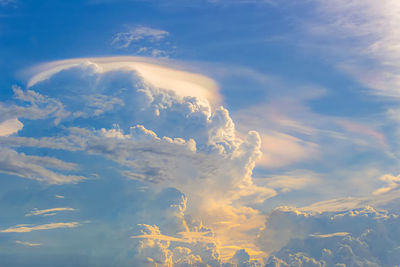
[15,240,41,247]
[25,207,76,217]
[1,222,80,233]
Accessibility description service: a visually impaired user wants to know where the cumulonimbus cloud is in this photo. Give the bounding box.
[0,56,277,263]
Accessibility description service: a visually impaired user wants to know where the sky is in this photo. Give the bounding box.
[1,0,400,266]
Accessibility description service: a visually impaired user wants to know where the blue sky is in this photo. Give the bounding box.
[1,0,400,266]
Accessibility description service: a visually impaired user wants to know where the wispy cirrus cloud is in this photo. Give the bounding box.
[295,0,400,99]
[0,0,15,6]
[111,26,169,49]
[233,82,390,170]
[373,174,400,195]
[0,86,69,126]
[111,26,173,57]
[262,170,321,193]
[1,222,80,233]
[0,147,85,184]
[15,240,41,247]
[25,207,76,217]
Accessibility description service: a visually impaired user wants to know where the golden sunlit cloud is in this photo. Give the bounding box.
[0,118,23,137]
[25,207,76,217]
[1,222,80,233]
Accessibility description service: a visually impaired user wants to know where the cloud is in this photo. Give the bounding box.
[0,147,85,184]
[15,240,41,247]
[83,94,125,117]
[0,0,15,6]
[1,222,80,233]
[0,56,280,262]
[14,54,398,264]
[111,26,169,49]
[110,26,174,58]
[0,118,23,136]
[0,85,69,125]
[24,155,78,171]
[4,54,400,265]
[259,206,400,266]
[234,88,389,171]
[294,0,400,98]
[133,224,174,266]
[130,193,264,266]
[263,171,320,193]
[231,248,262,266]
[2,122,272,258]
[373,174,400,195]
[130,196,223,266]
[5,55,400,264]
[300,187,400,214]
[257,132,319,168]
[26,57,221,105]
[132,224,222,266]
[25,207,76,217]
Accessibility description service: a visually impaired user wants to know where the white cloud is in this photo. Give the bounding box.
[4,53,400,265]
[111,26,169,49]
[15,240,41,247]
[24,155,78,171]
[26,57,221,105]
[110,26,173,58]
[300,0,400,98]
[0,56,278,262]
[0,147,85,184]
[0,86,69,125]
[263,171,321,193]
[257,132,319,168]
[85,94,124,116]
[2,122,272,258]
[260,205,400,266]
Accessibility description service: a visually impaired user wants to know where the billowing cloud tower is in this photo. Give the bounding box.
[0,57,273,266]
